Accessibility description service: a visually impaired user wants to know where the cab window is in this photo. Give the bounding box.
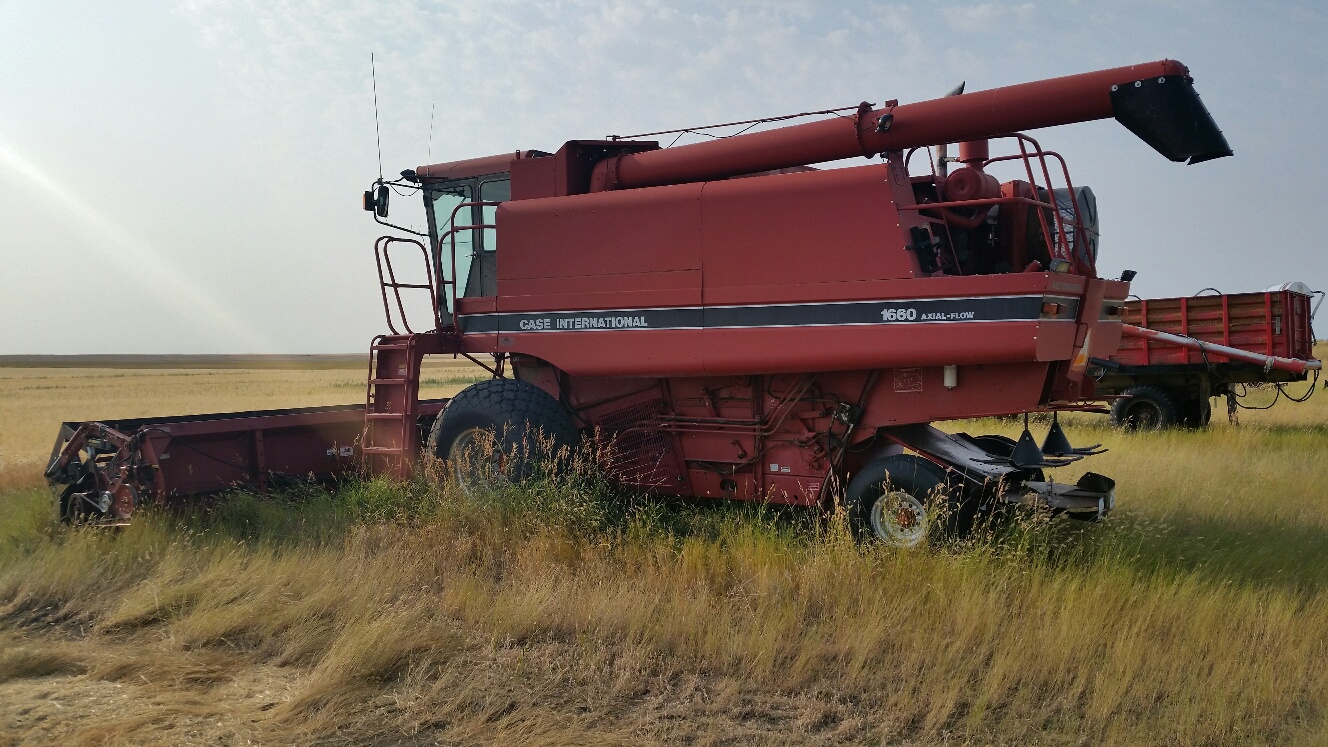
[428,183,475,313]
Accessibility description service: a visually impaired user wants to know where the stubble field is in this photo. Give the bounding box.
[1,350,1326,745]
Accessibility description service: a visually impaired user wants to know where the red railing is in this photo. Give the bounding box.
[901,133,1091,276]
[374,236,441,334]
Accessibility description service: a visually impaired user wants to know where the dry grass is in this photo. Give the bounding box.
[1,350,1327,745]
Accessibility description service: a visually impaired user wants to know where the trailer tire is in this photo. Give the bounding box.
[428,379,578,494]
[844,454,971,548]
[1179,396,1212,429]
[1110,386,1179,431]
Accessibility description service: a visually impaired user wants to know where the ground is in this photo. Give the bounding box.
[1,350,1326,746]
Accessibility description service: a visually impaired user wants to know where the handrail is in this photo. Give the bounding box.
[437,200,501,331]
[912,132,1092,275]
[899,196,1056,212]
[374,236,440,334]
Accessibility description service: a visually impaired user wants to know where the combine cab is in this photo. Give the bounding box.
[51,60,1240,545]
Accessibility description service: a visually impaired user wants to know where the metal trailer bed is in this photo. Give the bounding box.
[1092,289,1320,427]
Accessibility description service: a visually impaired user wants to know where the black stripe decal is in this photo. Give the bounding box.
[460,295,1076,335]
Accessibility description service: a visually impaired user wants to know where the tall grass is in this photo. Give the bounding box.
[4,421,1328,745]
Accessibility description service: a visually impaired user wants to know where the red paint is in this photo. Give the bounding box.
[590,60,1189,191]
[1114,291,1317,369]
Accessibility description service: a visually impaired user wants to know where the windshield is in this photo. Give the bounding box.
[429,184,474,313]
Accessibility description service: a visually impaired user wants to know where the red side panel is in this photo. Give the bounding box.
[700,322,1063,376]
[699,164,915,297]
[498,182,703,283]
[1114,291,1313,366]
[857,363,1052,427]
[479,163,1097,379]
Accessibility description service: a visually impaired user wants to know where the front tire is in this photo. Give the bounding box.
[845,455,970,547]
[428,379,578,493]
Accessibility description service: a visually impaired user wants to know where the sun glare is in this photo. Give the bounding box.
[0,135,273,352]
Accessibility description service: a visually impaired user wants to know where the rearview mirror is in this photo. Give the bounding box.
[363,184,390,217]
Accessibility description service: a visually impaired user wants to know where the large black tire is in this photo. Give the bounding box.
[428,379,578,491]
[1179,396,1212,429]
[1110,386,1179,431]
[845,455,971,547]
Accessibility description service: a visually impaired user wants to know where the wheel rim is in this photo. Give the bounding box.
[869,489,929,548]
[1123,400,1163,430]
[450,428,505,496]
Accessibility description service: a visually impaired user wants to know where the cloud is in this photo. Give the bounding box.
[939,3,1036,33]
[172,1,951,162]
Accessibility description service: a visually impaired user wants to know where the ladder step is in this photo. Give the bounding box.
[372,343,411,351]
[366,412,410,420]
[362,446,408,455]
[368,378,409,385]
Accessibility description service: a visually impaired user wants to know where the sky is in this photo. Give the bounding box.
[1,0,1325,354]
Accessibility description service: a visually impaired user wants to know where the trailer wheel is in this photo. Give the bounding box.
[845,455,970,548]
[428,379,578,494]
[1179,396,1212,429]
[1110,386,1179,430]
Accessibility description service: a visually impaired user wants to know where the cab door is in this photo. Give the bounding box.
[426,175,509,344]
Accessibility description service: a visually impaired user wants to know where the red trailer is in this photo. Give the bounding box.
[1093,286,1321,428]
[50,60,1234,546]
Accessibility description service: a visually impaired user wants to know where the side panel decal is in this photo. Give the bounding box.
[460,295,1078,334]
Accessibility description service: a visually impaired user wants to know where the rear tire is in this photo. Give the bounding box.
[428,379,578,493]
[1110,386,1179,431]
[845,455,971,547]
[1179,396,1212,429]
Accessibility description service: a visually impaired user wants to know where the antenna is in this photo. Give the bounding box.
[371,52,383,180]
[428,101,435,161]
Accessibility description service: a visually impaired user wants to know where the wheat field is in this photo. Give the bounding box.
[1,351,1326,745]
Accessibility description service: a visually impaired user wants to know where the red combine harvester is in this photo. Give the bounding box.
[51,60,1268,545]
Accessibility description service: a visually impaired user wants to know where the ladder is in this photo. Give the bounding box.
[362,334,435,481]
[363,235,459,480]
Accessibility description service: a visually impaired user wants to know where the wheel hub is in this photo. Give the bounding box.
[895,504,918,528]
[870,489,929,548]
[451,428,505,496]
[1126,401,1162,430]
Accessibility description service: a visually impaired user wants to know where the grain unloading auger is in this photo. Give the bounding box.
[51,60,1236,545]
